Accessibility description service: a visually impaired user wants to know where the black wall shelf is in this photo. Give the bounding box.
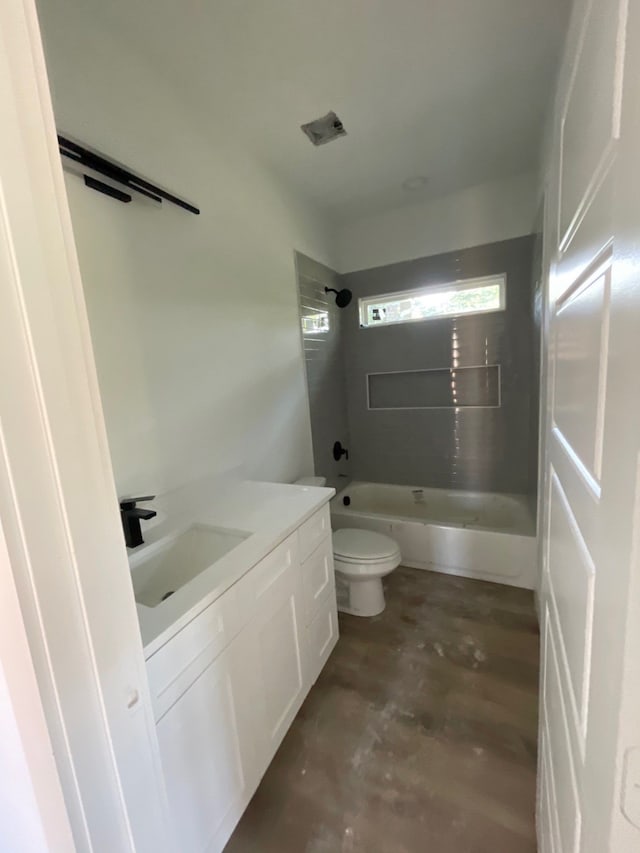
[58,135,200,214]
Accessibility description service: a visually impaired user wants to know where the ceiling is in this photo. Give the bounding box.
[52,0,571,221]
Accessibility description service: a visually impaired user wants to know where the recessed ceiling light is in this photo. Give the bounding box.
[402,176,429,191]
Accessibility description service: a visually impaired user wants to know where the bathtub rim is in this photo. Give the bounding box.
[331,480,536,538]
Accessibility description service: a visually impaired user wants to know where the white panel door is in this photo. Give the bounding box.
[538,0,640,851]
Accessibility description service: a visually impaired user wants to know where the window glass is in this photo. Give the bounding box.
[359,275,506,328]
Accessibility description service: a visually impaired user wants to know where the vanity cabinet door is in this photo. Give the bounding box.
[306,591,339,686]
[301,536,335,622]
[249,565,307,766]
[155,630,258,853]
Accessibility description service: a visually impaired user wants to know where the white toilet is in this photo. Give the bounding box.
[295,477,401,617]
[332,528,401,617]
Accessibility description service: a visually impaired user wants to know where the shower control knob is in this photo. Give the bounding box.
[333,441,349,462]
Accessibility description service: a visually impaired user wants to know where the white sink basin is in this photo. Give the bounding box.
[130,524,251,608]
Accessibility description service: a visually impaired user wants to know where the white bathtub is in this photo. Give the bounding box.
[330,482,537,590]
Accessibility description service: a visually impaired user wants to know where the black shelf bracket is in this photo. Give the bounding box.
[58,134,200,214]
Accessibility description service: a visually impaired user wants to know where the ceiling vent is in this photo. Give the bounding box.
[300,111,347,146]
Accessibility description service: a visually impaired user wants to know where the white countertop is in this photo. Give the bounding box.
[130,480,334,658]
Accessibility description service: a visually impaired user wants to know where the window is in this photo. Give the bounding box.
[358,274,506,328]
[301,311,330,334]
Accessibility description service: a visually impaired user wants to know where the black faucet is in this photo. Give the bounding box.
[120,496,157,548]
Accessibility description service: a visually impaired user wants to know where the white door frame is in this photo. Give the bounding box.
[0,517,75,853]
[0,0,171,849]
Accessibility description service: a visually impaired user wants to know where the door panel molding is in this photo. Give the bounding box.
[559,0,626,248]
[543,609,582,853]
[552,259,611,483]
[551,427,601,500]
[540,731,562,853]
[556,165,614,298]
[547,470,595,756]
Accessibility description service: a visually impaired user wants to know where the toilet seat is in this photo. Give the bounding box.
[332,528,401,564]
[332,528,401,617]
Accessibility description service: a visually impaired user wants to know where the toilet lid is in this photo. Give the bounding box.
[332,528,400,562]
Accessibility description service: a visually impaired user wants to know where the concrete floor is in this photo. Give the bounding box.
[226,567,540,853]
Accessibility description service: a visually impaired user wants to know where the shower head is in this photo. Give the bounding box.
[325,286,353,308]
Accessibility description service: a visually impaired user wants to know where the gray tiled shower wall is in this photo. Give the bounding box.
[296,235,538,496]
[295,252,351,490]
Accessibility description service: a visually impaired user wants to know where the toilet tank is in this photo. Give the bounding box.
[295,476,327,487]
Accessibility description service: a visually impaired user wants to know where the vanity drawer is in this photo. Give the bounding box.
[234,531,299,612]
[146,588,241,721]
[302,535,335,623]
[298,504,331,562]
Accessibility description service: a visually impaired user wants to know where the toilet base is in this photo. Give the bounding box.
[336,574,386,618]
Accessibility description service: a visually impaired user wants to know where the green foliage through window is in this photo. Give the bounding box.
[359,276,505,328]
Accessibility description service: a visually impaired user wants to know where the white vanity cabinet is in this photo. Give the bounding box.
[146,504,338,853]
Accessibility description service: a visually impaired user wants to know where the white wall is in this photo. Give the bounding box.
[36,3,334,499]
[336,172,539,273]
